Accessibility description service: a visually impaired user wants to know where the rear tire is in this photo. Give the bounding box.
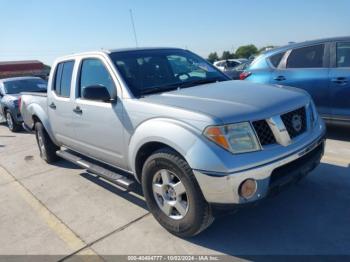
[142,148,214,238]
[6,110,21,132]
[35,122,59,163]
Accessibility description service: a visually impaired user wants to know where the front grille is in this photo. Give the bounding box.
[252,120,276,146]
[281,107,307,139]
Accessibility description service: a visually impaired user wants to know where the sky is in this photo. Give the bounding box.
[1,0,349,65]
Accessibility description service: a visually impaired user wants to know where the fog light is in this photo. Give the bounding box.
[239,179,257,199]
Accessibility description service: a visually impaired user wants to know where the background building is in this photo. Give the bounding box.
[0,60,49,79]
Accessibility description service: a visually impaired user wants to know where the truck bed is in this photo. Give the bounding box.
[21,91,47,97]
[20,92,48,130]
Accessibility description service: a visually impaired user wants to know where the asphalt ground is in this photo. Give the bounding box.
[0,123,349,261]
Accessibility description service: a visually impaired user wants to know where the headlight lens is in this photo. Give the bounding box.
[204,122,261,154]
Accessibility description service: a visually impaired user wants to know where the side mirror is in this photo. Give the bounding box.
[82,85,113,102]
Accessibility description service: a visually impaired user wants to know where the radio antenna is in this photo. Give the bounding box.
[129,9,139,47]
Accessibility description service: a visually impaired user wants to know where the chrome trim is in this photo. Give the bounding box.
[22,123,34,133]
[267,115,291,146]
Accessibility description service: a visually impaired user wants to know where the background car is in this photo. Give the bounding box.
[0,76,47,132]
[224,61,251,80]
[214,59,247,72]
[241,36,350,126]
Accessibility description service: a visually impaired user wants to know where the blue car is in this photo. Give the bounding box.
[242,36,350,126]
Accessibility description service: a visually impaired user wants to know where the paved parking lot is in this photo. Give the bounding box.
[0,123,349,260]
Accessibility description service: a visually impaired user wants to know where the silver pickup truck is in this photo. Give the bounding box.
[21,48,326,237]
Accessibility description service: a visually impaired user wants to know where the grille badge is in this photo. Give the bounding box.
[292,114,302,132]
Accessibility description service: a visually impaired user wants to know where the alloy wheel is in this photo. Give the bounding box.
[152,169,189,220]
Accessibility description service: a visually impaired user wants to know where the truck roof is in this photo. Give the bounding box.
[56,47,185,61]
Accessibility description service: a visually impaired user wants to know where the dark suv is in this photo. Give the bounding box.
[0,77,47,132]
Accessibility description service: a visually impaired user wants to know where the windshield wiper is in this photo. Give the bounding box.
[139,84,180,96]
[177,78,224,89]
[139,78,225,96]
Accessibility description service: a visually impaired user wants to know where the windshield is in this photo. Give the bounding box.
[226,61,240,68]
[109,49,229,97]
[4,79,47,94]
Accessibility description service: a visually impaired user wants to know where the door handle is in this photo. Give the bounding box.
[49,102,56,109]
[73,106,83,114]
[274,76,286,81]
[331,77,348,85]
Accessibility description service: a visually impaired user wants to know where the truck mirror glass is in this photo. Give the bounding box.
[82,85,113,102]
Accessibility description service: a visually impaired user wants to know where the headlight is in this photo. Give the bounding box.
[204,122,261,154]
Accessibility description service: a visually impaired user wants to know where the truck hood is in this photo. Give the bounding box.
[141,80,310,124]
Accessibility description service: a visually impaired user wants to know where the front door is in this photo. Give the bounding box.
[71,58,126,169]
[329,41,350,121]
[271,44,331,117]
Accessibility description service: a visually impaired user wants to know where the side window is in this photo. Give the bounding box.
[269,52,285,68]
[79,59,115,99]
[53,61,74,97]
[337,42,350,68]
[54,63,64,95]
[286,44,325,68]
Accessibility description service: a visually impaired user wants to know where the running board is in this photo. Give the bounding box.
[56,150,134,190]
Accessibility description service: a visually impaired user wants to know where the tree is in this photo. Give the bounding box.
[235,45,258,59]
[207,52,219,63]
[221,51,232,60]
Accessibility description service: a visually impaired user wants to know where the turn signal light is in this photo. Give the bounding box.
[203,126,230,150]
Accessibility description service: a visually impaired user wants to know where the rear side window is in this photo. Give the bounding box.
[337,42,350,68]
[287,44,325,68]
[79,59,115,99]
[54,61,74,97]
[269,52,285,68]
[54,63,64,94]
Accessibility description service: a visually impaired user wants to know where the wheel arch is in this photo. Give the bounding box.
[128,118,226,183]
[30,107,59,146]
[134,141,184,183]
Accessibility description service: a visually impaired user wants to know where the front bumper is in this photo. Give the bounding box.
[194,134,325,205]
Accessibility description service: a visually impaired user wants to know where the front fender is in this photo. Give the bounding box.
[128,118,227,176]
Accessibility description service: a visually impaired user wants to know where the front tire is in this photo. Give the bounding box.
[35,122,59,163]
[142,148,214,237]
[6,110,21,132]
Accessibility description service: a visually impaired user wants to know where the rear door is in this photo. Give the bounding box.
[47,60,76,145]
[329,41,350,121]
[71,57,126,169]
[271,43,331,117]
